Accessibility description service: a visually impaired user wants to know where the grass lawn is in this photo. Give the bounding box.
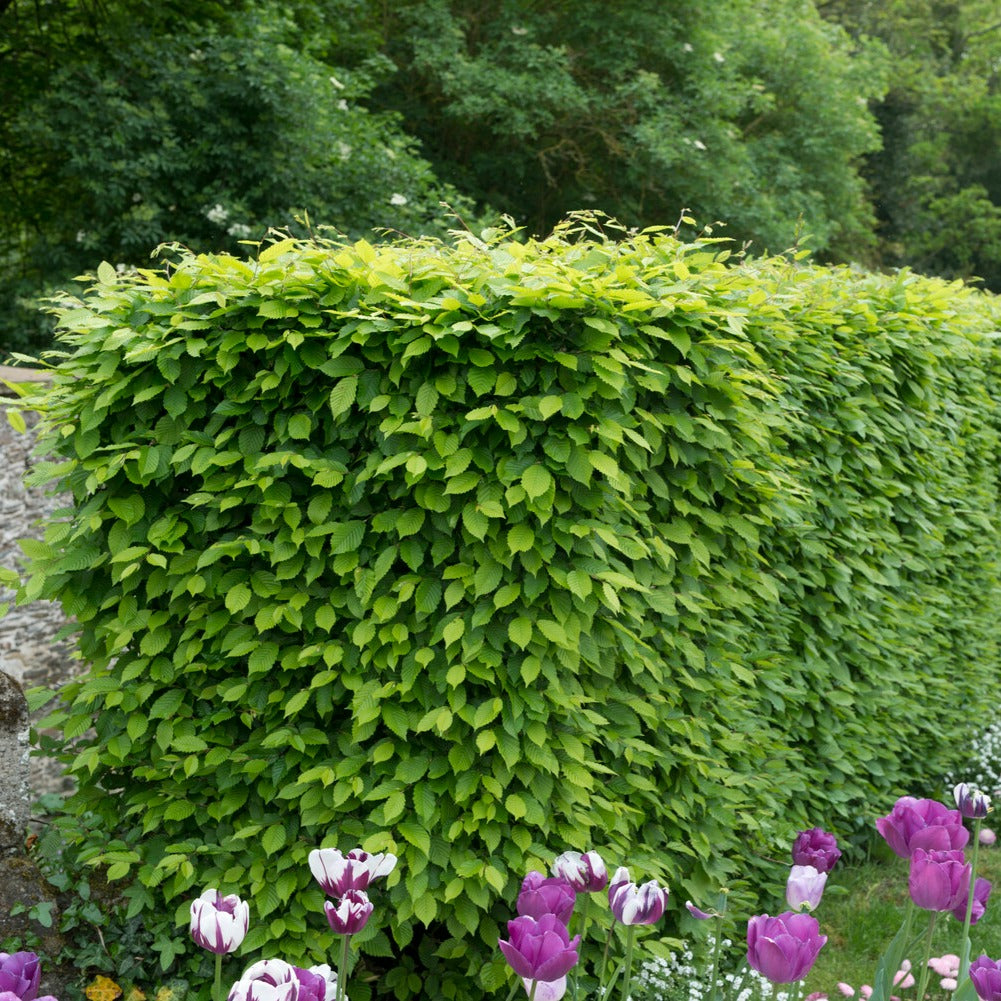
[805,842,1001,999]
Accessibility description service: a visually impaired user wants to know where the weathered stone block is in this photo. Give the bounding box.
[0,667,30,854]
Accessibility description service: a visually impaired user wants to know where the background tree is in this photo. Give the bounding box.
[819,0,1001,289]
[368,0,887,255]
[0,0,475,353]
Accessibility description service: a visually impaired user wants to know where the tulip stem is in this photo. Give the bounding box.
[913,912,938,1001]
[214,953,222,1001]
[708,915,724,1001]
[599,920,617,992]
[573,894,591,1001]
[620,925,637,1001]
[336,933,351,1001]
[959,817,983,986]
[528,980,539,1001]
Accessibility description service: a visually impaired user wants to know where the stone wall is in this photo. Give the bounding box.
[0,371,77,805]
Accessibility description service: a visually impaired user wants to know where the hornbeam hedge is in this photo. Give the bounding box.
[11,221,1001,998]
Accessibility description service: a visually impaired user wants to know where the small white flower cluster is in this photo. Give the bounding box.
[629,937,801,1001]
[946,719,1001,798]
[205,203,230,225]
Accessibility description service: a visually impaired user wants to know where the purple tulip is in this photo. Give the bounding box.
[0,952,41,1001]
[876,797,969,858]
[971,956,1001,1001]
[951,877,992,925]
[520,977,567,1000]
[955,784,992,820]
[909,848,971,912]
[228,960,301,1001]
[291,965,337,1001]
[189,888,250,955]
[552,851,608,893]
[517,873,576,925]
[323,888,374,935]
[747,912,827,984]
[308,847,397,897]
[686,901,714,920]
[607,868,668,925]
[792,828,842,874]
[498,913,581,983]
[786,865,828,912]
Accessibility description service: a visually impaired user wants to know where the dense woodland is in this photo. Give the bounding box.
[1,0,1000,352]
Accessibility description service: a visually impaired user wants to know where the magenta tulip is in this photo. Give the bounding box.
[189,888,250,955]
[955,784,992,820]
[686,901,714,920]
[323,889,374,935]
[951,877,992,925]
[747,912,827,983]
[228,960,301,1001]
[517,873,576,925]
[0,953,41,1001]
[309,847,396,897]
[908,848,971,911]
[498,913,581,983]
[551,851,608,893]
[970,956,1001,1001]
[876,797,968,858]
[291,965,337,1001]
[608,869,668,925]
[786,865,828,912]
[792,828,842,873]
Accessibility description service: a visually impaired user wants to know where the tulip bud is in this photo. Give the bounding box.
[955,783,992,819]
[552,850,608,893]
[324,888,374,935]
[228,960,300,1001]
[189,888,250,955]
[786,865,828,912]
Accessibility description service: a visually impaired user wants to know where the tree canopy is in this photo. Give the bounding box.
[1,0,999,354]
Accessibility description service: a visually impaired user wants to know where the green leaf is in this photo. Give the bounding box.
[329,376,358,418]
[507,524,535,553]
[521,464,553,500]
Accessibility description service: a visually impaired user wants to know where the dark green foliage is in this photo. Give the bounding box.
[11,222,1001,997]
[0,0,477,355]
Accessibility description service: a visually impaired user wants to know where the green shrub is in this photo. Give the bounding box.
[10,220,1001,998]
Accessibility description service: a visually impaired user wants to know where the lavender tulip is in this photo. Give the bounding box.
[908,848,971,912]
[228,960,300,1001]
[517,873,576,925]
[498,913,581,983]
[324,889,374,935]
[951,877,992,925]
[971,956,1001,1001]
[521,976,567,1000]
[608,870,669,925]
[876,797,969,858]
[747,912,827,983]
[0,952,41,1001]
[551,851,608,893]
[792,828,842,873]
[786,865,828,912]
[309,847,397,897]
[955,784,992,820]
[190,888,250,955]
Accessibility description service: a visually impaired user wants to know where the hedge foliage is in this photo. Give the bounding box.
[10,220,1001,998]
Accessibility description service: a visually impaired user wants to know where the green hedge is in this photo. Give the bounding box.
[11,222,1001,998]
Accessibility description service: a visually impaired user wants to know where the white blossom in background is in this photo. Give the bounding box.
[206,204,229,225]
[714,51,726,62]
[329,75,345,89]
[227,223,252,239]
[75,231,87,244]
[337,142,353,160]
[693,139,707,150]
[337,99,348,112]
[390,193,408,206]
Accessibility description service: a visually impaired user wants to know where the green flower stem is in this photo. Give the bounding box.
[599,920,617,992]
[708,914,724,1001]
[913,912,939,1001]
[214,953,223,1001]
[959,817,984,986]
[528,980,539,1001]
[336,933,351,1001]
[504,980,520,1001]
[573,894,592,1001]
[620,925,638,1001]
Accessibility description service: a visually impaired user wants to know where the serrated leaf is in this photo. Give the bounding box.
[328,376,358,419]
[507,524,535,553]
[522,464,553,500]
